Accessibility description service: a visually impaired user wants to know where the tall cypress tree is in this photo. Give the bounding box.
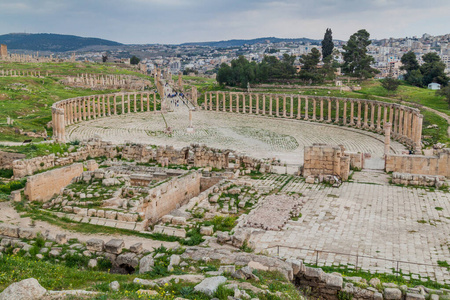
[321,28,334,61]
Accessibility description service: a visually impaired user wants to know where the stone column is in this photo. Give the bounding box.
[121,93,125,114]
[319,98,324,121]
[113,95,117,115]
[98,96,101,117]
[153,93,157,111]
[283,95,286,117]
[222,92,226,112]
[384,122,392,157]
[393,106,399,135]
[313,98,317,120]
[269,95,273,116]
[398,109,404,136]
[256,94,260,114]
[209,93,213,111]
[133,93,137,113]
[262,95,266,115]
[414,114,423,153]
[216,92,219,112]
[297,96,301,119]
[140,93,144,112]
[334,98,339,123]
[304,97,309,120]
[127,94,131,113]
[243,93,246,113]
[103,95,107,116]
[204,93,208,110]
[327,98,332,123]
[361,102,367,128]
[92,96,97,118]
[289,96,294,118]
[59,109,66,143]
[376,104,382,131]
[107,95,111,116]
[384,105,388,130]
[349,101,355,126]
[343,100,347,125]
[370,103,375,129]
[87,97,91,119]
[229,93,233,112]
[356,101,362,128]
[82,97,87,120]
[249,94,252,114]
[52,107,58,140]
[276,96,280,117]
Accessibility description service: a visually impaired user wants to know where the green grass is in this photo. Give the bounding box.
[0,62,153,142]
[0,142,77,159]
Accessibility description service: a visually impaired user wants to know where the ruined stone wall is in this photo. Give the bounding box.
[12,140,118,178]
[303,144,350,181]
[391,172,447,188]
[141,172,201,223]
[12,140,269,179]
[24,163,83,202]
[0,151,26,169]
[385,149,449,178]
[345,152,364,170]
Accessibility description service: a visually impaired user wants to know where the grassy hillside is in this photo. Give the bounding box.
[0,62,153,142]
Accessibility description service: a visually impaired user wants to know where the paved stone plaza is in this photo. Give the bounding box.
[245,172,450,283]
[67,107,406,165]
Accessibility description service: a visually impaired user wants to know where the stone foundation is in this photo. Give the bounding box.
[303,144,350,181]
[385,149,449,178]
[24,163,84,202]
[391,172,447,188]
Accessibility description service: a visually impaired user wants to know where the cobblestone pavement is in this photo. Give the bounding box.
[246,173,450,284]
[67,107,406,165]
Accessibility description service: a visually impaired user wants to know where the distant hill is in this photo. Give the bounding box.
[181,37,322,47]
[0,33,122,52]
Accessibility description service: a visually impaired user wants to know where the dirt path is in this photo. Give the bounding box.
[0,201,178,250]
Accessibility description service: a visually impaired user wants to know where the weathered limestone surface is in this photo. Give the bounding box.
[141,172,201,223]
[24,163,83,202]
[385,149,449,178]
[303,144,350,180]
[0,151,25,169]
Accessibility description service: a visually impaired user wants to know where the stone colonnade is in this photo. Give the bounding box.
[203,92,423,152]
[52,92,158,143]
[0,69,44,77]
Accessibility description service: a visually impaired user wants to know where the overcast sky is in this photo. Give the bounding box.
[0,0,449,44]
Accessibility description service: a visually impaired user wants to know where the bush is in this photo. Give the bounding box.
[0,169,13,178]
[64,253,89,268]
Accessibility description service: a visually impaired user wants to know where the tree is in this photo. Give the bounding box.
[400,51,419,73]
[299,48,322,83]
[400,51,422,86]
[321,28,334,61]
[420,52,449,87]
[436,85,450,109]
[381,64,401,95]
[342,29,379,80]
[130,55,140,65]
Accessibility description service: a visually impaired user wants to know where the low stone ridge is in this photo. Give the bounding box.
[0,278,46,300]
[194,276,227,296]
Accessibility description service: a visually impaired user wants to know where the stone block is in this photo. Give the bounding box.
[406,293,425,300]
[56,234,67,245]
[171,216,187,225]
[304,266,324,280]
[105,239,124,254]
[200,226,214,236]
[130,242,143,254]
[86,238,104,252]
[10,190,21,202]
[18,228,38,239]
[384,288,402,300]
